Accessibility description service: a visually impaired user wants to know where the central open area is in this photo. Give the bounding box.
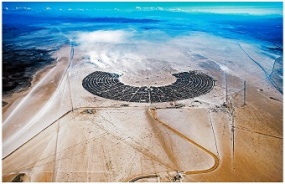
[82,71,215,103]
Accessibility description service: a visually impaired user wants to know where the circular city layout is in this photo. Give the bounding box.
[82,71,215,103]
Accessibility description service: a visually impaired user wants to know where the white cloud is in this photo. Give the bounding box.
[75,30,133,45]
[16,7,27,10]
[167,6,282,16]
[168,8,183,12]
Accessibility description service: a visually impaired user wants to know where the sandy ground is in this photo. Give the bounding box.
[2,33,283,182]
[2,46,71,158]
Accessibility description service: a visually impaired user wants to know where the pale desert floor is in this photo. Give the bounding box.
[2,32,283,182]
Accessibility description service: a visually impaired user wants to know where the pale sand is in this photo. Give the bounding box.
[2,45,71,158]
[2,36,282,182]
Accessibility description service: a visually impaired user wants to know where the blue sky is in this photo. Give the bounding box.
[2,2,283,16]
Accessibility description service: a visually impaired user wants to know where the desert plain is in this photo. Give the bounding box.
[2,30,283,182]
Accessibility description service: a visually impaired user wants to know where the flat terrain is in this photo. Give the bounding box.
[2,33,283,182]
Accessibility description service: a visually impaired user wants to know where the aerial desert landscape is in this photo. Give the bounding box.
[2,2,283,182]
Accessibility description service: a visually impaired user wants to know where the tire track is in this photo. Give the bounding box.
[147,107,219,176]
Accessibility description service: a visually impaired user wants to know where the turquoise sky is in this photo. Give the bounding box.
[3,2,283,12]
[2,2,283,17]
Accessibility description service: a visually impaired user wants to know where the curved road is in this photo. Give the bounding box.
[4,105,220,181]
[128,107,219,182]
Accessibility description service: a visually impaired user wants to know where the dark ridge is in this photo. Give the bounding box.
[3,24,45,39]
[12,173,26,182]
[2,43,55,96]
[2,101,8,107]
